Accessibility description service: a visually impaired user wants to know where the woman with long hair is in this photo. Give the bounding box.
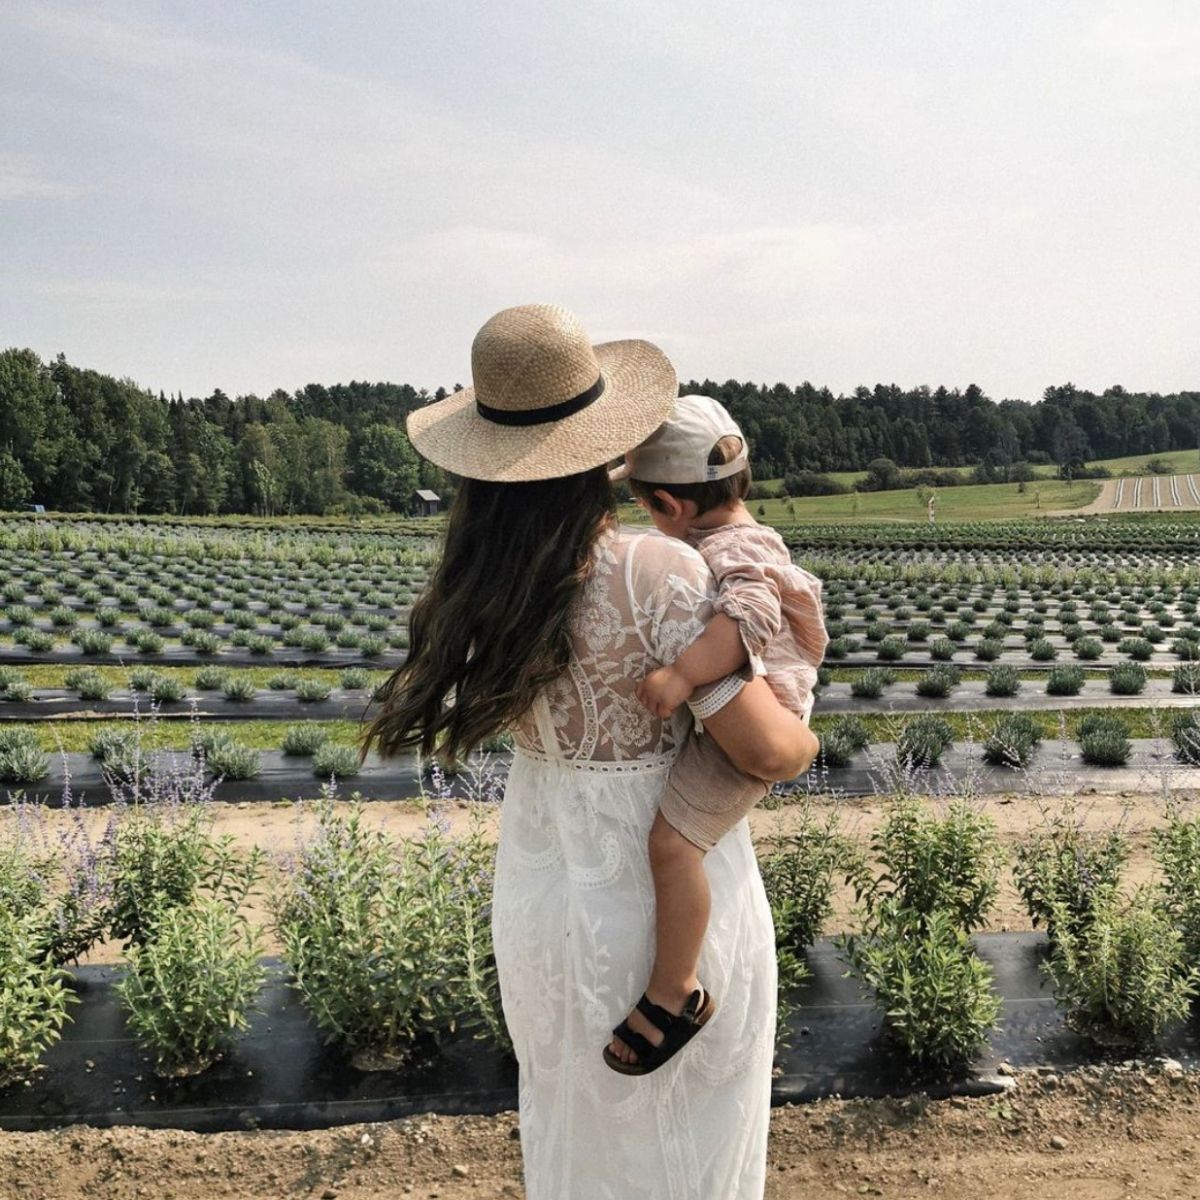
[364,305,819,1200]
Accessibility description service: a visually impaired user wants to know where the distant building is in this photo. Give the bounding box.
[26,504,45,514]
[413,489,441,517]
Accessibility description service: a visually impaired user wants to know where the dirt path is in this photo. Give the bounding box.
[2,788,1183,964]
[1,1064,1197,1198]
[1045,473,1200,516]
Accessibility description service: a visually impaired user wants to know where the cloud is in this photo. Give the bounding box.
[33,279,229,304]
[0,154,76,200]
[1086,1,1200,84]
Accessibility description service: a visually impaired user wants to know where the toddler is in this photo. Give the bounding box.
[602,395,828,1075]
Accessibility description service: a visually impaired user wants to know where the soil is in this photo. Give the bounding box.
[0,1061,1198,1199]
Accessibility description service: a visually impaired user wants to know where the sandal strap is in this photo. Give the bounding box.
[611,1019,657,1063]
[634,993,678,1034]
[637,988,706,1033]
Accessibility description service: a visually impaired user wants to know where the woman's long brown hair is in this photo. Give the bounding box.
[362,466,616,762]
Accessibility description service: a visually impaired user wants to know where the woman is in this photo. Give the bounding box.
[365,305,819,1200]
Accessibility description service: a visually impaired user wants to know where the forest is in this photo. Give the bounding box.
[1,347,1198,515]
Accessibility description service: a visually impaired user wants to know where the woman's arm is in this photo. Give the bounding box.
[700,676,819,782]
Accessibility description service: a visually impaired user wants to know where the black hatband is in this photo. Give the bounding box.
[476,375,605,427]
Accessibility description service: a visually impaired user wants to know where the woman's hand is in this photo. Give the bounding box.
[700,677,819,782]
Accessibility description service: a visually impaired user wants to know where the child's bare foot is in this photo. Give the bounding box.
[607,978,702,1066]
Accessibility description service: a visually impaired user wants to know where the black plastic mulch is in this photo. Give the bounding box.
[1,935,1196,1133]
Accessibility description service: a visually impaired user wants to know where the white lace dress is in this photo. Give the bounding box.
[492,524,778,1200]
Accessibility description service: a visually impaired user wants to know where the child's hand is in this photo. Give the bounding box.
[636,665,694,718]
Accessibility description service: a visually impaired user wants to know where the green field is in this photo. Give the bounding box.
[623,477,1102,526]
[764,447,1200,491]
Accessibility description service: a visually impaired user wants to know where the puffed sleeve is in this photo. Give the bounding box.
[628,531,748,716]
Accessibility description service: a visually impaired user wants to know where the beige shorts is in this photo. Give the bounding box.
[659,730,770,853]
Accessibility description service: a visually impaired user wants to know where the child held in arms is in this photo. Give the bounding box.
[603,395,828,1075]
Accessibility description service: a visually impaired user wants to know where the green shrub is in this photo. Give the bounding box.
[866,798,1003,931]
[312,743,360,779]
[1172,664,1200,695]
[928,637,956,661]
[915,664,961,699]
[1154,806,1200,970]
[1046,666,1085,696]
[296,678,332,703]
[65,667,110,701]
[984,665,1021,697]
[1078,714,1132,766]
[0,678,32,702]
[273,804,507,1063]
[89,727,136,762]
[222,675,257,703]
[0,738,49,785]
[1072,637,1103,661]
[150,676,186,704]
[340,668,370,690]
[282,723,331,757]
[759,805,864,1050]
[1043,890,1197,1048]
[0,908,75,1088]
[108,807,260,950]
[300,631,330,654]
[75,630,113,656]
[816,715,870,768]
[1170,710,1200,765]
[1028,638,1057,662]
[135,632,164,655]
[982,713,1043,768]
[1113,638,1152,667]
[206,741,261,781]
[1014,816,1128,940]
[843,901,1000,1075]
[972,638,1002,662]
[1108,663,1147,695]
[267,671,300,691]
[193,667,228,691]
[849,667,895,700]
[876,637,906,662]
[895,714,954,770]
[192,632,222,655]
[118,900,264,1076]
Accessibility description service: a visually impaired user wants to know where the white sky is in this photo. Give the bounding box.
[3,0,1198,402]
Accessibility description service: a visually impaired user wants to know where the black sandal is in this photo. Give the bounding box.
[602,987,717,1076]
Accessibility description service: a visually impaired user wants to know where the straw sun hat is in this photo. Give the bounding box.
[405,304,678,482]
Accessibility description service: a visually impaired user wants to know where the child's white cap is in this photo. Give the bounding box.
[609,394,748,484]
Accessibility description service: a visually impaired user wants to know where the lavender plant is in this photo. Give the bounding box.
[758,804,864,1052]
[1043,888,1197,1047]
[1153,804,1200,974]
[0,907,76,1089]
[272,799,507,1066]
[1013,806,1129,941]
[117,899,265,1076]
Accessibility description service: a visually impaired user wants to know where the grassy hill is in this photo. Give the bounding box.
[621,477,1102,527]
[766,448,1200,491]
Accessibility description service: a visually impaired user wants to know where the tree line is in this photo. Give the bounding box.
[1,347,1198,514]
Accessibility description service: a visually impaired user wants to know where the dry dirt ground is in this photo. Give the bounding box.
[1,1063,1198,1199]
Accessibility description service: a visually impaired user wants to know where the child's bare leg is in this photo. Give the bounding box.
[607,810,710,1066]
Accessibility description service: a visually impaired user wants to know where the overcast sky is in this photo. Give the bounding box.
[3,1,1198,403]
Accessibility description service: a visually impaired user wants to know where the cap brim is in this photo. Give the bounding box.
[406,340,677,482]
